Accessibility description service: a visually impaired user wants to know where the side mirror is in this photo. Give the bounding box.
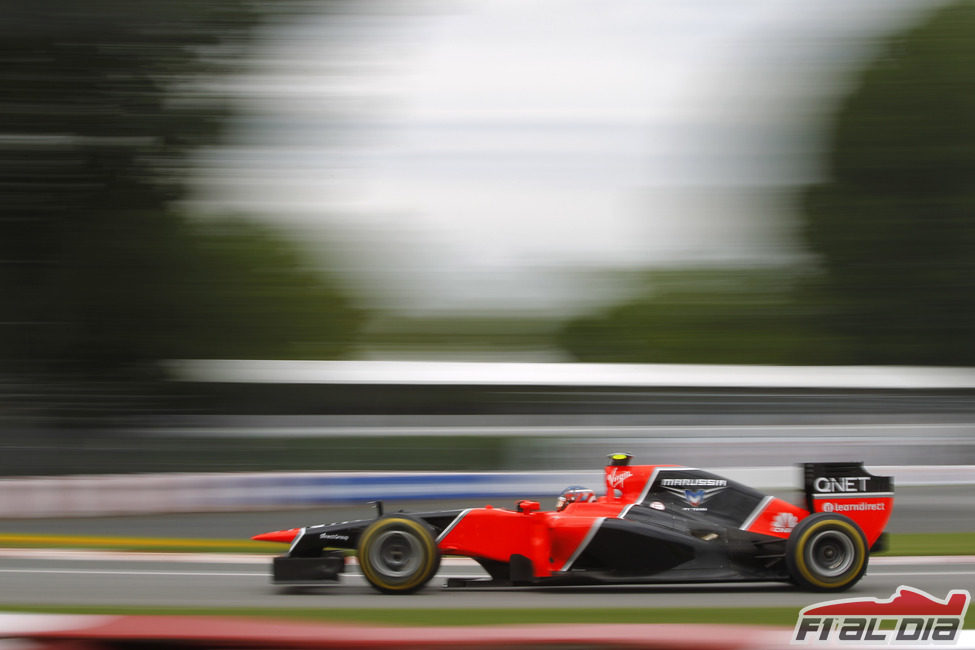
[517,500,540,514]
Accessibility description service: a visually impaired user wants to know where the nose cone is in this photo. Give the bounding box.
[251,527,301,544]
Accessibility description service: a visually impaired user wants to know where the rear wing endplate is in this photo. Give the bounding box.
[802,462,894,512]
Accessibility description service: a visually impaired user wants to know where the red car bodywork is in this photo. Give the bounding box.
[256,461,893,585]
[434,463,891,579]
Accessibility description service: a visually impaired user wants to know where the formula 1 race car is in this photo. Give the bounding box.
[253,454,893,594]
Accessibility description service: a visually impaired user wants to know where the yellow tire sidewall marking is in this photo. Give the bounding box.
[359,517,437,591]
[795,519,865,589]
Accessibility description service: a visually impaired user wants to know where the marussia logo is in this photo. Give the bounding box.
[607,468,632,489]
[684,489,708,507]
[662,485,724,507]
[792,585,970,645]
[771,512,798,533]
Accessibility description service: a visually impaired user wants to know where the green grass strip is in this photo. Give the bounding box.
[875,532,975,557]
[2,605,973,629]
[0,533,279,554]
[0,604,799,627]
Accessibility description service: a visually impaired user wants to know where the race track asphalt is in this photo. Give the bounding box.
[0,551,971,611]
[0,487,969,616]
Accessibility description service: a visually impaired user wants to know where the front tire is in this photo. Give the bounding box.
[786,513,868,591]
[357,516,441,594]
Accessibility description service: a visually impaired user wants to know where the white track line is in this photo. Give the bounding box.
[3,565,971,583]
[0,568,265,577]
[873,570,975,577]
[0,549,270,564]
[0,568,481,581]
[0,548,483,566]
[1,549,972,573]
[871,555,975,565]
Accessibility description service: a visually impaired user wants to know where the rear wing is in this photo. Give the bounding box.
[802,462,894,546]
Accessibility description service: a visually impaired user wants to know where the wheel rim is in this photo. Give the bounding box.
[806,529,855,577]
[368,529,422,580]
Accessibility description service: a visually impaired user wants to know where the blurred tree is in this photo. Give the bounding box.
[561,2,975,366]
[801,0,975,364]
[0,1,362,420]
[171,217,362,361]
[557,269,841,364]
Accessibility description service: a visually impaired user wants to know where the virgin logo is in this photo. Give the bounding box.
[608,468,633,488]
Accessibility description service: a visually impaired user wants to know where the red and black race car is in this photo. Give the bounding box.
[253,454,893,594]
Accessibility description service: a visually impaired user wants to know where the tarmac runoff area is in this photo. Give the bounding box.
[0,549,972,611]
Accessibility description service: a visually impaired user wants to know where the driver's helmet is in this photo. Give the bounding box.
[556,485,596,511]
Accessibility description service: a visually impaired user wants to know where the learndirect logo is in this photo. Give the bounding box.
[792,585,971,645]
[821,501,886,513]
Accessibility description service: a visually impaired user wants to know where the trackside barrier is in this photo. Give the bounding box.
[170,359,975,389]
[0,614,794,649]
[0,466,971,518]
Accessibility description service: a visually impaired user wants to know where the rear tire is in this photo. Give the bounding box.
[358,516,441,594]
[786,513,868,591]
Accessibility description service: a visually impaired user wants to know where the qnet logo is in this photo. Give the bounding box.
[792,585,970,645]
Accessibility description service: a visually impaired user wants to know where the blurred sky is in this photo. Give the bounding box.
[191,0,935,314]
